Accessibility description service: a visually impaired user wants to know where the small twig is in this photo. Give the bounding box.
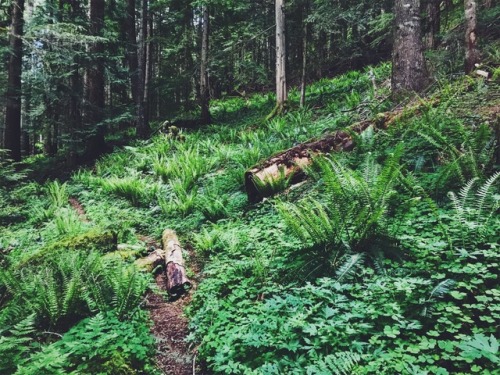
[192,354,197,375]
[42,331,63,338]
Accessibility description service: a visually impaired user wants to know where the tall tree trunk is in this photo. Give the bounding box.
[464,0,480,74]
[425,0,441,49]
[4,0,25,161]
[200,5,211,124]
[145,9,153,123]
[300,1,309,108]
[391,0,429,96]
[136,0,151,138]
[275,0,287,111]
[84,0,106,158]
[126,0,139,106]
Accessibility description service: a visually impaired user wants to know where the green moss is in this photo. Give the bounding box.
[16,229,117,268]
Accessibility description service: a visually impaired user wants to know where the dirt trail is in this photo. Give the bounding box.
[146,272,195,375]
[144,243,203,375]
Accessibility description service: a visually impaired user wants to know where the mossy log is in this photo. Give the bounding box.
[17,229,117,268]
[135,249,165,273]
[245,121,372,202]
[245,99,439,202]
[162,229,191,297]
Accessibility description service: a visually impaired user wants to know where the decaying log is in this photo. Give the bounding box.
[245,99,440,202]
[135,249,165,273]
[163,229,191,297]
[245,120,372,202]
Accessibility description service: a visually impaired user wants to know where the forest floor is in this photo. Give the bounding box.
[147,273,193,375]
[1,64,498,374]
[144,242,202,375]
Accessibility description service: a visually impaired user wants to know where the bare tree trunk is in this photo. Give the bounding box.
[4,0,25,161]
[300,2,309,108]
[425,0,441,49]
[200,5,211,124]
[392,0,429,96]
[126,0,139,106]
[136,0,151,138]
[464,0,480,74]
[84,0,106,159]
[275,0,287,111]
[145,9,153,123]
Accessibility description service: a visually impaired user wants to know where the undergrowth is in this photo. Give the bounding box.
[1,64,498,374]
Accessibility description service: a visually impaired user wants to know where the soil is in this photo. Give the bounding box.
[68,197,89,221]
[145,243,205,375]
[146,273,195,375]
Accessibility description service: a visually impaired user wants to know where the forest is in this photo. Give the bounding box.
[0,0,499,374]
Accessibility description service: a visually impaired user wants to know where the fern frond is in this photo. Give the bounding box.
[323,351,362,375]
[428,279,456,301]
[458,177,479,215]
[336,253,366,281]
[475,171,500,221]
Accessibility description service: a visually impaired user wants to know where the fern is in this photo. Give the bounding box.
[422,279,456,317]
[0,314,37,373]
[307,351,362,375]
[335,253,366,281]
[448,173,500,245]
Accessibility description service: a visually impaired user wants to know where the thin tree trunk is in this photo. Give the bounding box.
[144,9,153,123]
[4,0,25,161]
[136,0,151,138]
[300,2,308,108]
[84,0,106,158]
[126,0,139,106]
[464,0,480,74]
[425,0,441,49]
[391,0,429,96]
[275,0,287,111]
[200,5,211,124]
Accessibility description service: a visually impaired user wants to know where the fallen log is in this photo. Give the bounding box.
[162,229,191,297]
[135,248,165,273]
[245,120,372,202]
[245,98,440,202]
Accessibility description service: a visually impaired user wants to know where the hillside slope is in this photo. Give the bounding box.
[1,65,499,374]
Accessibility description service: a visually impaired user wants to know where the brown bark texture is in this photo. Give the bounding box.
[275,0,287,109]
[84,0,106,158]
[162,229,191,297]
[464,0,480,74]
[200,5,211,124]
[135,249,165,272]
[391,0,429,95]
[245,99,440,202]
[4,0,25,161]
[425,0,441,49]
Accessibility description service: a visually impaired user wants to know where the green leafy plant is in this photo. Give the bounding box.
[277,151,403,276]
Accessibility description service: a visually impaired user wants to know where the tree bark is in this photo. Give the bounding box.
[126,0,139,106]
[4,0,25,161]
[464,0,480,74]
[162,229,191,297]
[84,0,106,159]
[425,0,441,49]
[391,0,429,96]
[200,5,211,124]
[135,249,165,272]
[275,0,287,111]
[300,2,308,108]
[245,98,440,202]
[136,0,151,138]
